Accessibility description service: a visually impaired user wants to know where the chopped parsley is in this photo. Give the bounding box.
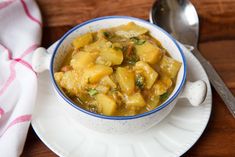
[130,37,146,45]
[103,31,113,39]
[126,48,139,65]
[88,89,98,97]
[160,92,169,101]
[136,74,145,90]
[127,56,139,65]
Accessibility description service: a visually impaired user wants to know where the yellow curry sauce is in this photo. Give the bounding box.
[54,22,182,116]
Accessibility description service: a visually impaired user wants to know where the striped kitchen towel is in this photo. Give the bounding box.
[0,0,42,156]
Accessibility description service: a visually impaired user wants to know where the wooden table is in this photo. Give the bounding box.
[22,0,235,156]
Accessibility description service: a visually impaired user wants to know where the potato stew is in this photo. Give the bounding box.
[54,22,182,116]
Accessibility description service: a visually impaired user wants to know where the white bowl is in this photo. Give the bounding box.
[32,16,207,134]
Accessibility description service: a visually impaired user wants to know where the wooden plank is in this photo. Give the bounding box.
[199,40,235,89]
[36,0,235,41]
[37,0,153,26]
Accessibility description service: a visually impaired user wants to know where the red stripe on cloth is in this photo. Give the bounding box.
[0,0,15,10]
[0,44,38,96]
[19,43,38,58]
[0,114,32,137]
[0,44,12,60]
[20,0,42,27]
[14,58,36,74]
[0,61,16,96]
[0,108,5,116]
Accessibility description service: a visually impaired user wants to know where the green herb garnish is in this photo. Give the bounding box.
[103,31,112,39]
[160,92,169,101]
[126,49,139,65]
[127,56,138,65]
[88,89,98,96]
[131,37,146,45]
[136,74,145,90]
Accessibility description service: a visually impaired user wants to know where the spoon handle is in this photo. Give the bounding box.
[192,48,235,117]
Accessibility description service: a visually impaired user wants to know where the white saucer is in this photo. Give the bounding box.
[31,43,212,157]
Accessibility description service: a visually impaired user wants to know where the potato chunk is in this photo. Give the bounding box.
[116,67,135,95]
[126,92,146,108]
[159,55,182,78]
[135,41,163,64]
[115,22,148,38]
[54,72,64,84]
[135,61,158,89]
[153,76,172,96]
[96,85,110,94]
[84,39,112,53]
[72,33,93,49]
[99,48,123,65]
[83,64,113,83]
[100,76,117,88]
[59,70,80,96]
[96,93,117,116]
[153,81,168,96]
[147,95,160,110]
[95,56,112,66]
[70,51,97,70]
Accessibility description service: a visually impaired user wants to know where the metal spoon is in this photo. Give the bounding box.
[150,0,235,117]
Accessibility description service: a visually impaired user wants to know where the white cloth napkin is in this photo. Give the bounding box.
[0,0,42,156]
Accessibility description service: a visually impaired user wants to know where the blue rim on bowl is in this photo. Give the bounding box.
[50,16,187,120]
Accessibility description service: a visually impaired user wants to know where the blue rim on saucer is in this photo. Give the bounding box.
[50,16,187,120]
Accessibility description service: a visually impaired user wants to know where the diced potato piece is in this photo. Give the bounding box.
[135,61,158,89]
[95,56,112,66]
[161,75,172,88]
[147,95,160,110]
[83,64,113,83]
[126,92,146,108]
[112,43,123,50]
[96,85,110,94]
[152,77,172,96]
[153,81,167,96]
[72,33,93,49]
[59,70,80,96]
[135,41,163,64]
[96,93,117,116]
[159,55,182,78]
[115,22,148,38]
[70,51,97,70]
[116,67,135,95]
[100,76,117,88]
[100,48,123,65]
[54,72,64,84]
[84,39,112,53]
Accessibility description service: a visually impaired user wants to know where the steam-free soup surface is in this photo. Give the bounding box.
[54,22,181,116]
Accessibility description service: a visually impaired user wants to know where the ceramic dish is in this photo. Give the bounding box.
[32,16,207,134]
[31,42,212,157]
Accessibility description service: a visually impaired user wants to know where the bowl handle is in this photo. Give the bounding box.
[32,47,51,73]
[179,80,207,106]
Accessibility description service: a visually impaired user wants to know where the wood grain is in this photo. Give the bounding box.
[37,0,153,26]
[36,0,235,42]
[21,0,235,156]
[191,0,235,41]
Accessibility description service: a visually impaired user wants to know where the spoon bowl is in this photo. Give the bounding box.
[150,0,199,47]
